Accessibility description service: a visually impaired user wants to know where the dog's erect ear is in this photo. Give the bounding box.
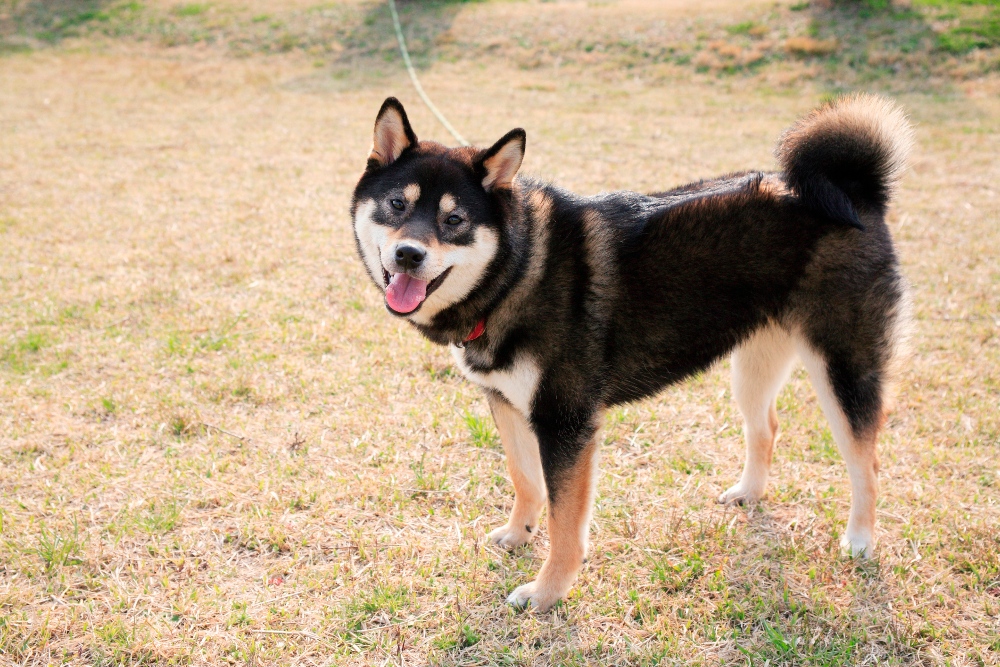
[368,97,417,168]
[478,129,526,191]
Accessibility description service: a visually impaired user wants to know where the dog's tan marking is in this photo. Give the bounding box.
[439,193,457,214]
[487,394,546,549]
[384,218,449,249]
[528,189,552,217]
[384,225,440,249]
[403,183,420,203]
[581,209,617,305]
[720,323,797,505]
[507,429,601,612]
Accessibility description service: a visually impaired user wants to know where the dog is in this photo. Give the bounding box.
[350,94,912,611]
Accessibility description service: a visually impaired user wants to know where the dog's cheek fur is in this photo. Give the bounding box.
[353,199,387,289]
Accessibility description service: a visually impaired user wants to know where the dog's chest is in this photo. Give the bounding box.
[450,346,539,417]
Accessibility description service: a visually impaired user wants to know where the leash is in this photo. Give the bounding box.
[387,0,470,147]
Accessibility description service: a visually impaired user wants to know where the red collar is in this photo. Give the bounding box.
[464,318,486,343]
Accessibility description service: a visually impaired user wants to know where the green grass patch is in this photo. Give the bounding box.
[726,21,757,35]
[936,10,1000,52]
[1,332,48,373]
[137,500,182,534]
[344,585,413,632]
[27,521,85,574]
[173,3,210,17]
[464,411,499,449]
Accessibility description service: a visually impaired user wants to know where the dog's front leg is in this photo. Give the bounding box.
[506,412,600,612]
[487,392,547,548]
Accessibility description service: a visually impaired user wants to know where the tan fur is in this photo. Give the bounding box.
[384,225,439,248]
[719,324,797,505]
[581,209,618,304]
[403,183,420,202]
[439,193,457,214]
[486,394,546,549]
[409,227,499,325]
[507,424,601,612]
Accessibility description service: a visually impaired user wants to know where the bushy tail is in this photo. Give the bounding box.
[776,93,913,230]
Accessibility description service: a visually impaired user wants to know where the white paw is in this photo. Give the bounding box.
[717,482,765,505]
[840,532,875,559]
[505,580,561,612]
[488,522,534,549]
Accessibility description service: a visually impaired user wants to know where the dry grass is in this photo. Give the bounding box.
[1,1,999,665]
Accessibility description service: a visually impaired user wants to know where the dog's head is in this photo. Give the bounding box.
[351,97,525,326]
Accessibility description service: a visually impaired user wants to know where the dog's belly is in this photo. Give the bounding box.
[450,346,540,418]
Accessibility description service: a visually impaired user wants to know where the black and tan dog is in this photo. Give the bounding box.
[351,94,912,611]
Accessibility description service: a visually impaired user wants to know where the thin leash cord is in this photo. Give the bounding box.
[387,0,470,147]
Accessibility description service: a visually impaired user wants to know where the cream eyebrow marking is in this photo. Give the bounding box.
[403,183,420,202]
[439,193,457,213]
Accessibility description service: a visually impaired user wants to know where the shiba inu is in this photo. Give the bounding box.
[350,94,912,611]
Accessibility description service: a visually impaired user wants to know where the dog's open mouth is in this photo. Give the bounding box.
[383,267,451,315]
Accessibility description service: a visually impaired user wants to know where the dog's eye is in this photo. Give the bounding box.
[390,199,405,211]
[445,214,462,225]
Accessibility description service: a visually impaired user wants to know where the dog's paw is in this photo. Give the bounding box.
[717,482,765,506]
[506,580,562,612]
[488,522,534,549]
[840,532,875,559]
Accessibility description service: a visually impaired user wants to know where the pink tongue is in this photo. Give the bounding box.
[385,273,429,313]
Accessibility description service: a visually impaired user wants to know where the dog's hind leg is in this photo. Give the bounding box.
[487,393,547,549]
[719,324,797,505]
[796,339,884,558]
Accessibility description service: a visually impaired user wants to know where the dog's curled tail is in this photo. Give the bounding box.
[776,93,913,230]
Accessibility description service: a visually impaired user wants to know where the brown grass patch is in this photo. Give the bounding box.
[785,36,839,56]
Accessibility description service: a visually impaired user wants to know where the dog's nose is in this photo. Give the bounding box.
[394,244,425,271]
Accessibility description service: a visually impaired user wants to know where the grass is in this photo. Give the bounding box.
[27,522,85,575]
[0,0,998,664]
[464,411,500,449]
[2,0,1000,83]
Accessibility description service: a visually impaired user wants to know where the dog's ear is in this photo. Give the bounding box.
[478,129,526,191]
[368,97,417,169]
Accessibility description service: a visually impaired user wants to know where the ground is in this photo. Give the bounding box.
[0,0,998,665]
